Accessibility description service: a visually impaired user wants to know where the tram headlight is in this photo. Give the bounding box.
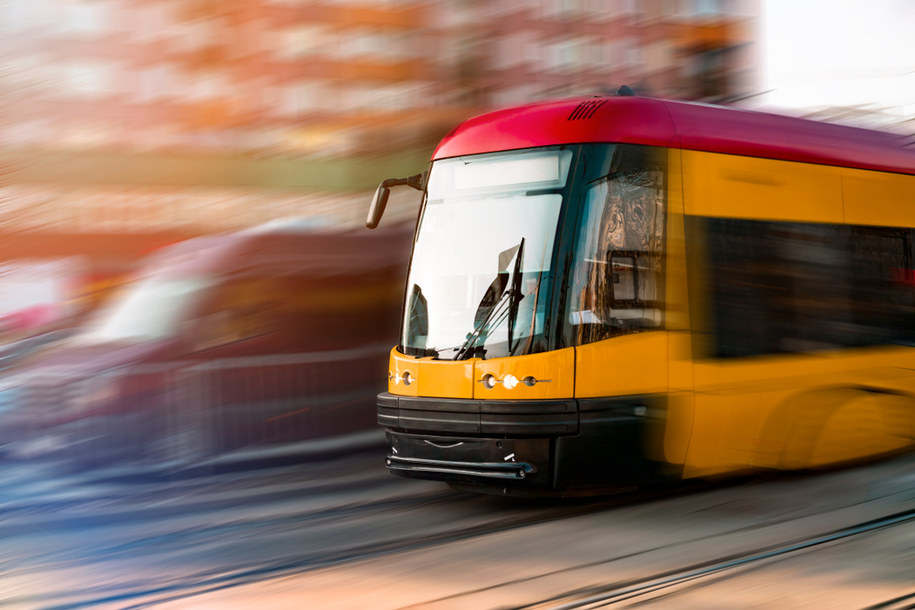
[503,374,518,390]
[389,370,414,386]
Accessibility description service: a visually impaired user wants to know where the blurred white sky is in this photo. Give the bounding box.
[764,0,915,116]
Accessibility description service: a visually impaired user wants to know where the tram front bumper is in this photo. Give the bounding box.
[386,431,549,484]
[378,392,656,494]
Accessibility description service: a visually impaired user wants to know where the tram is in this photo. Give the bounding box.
[366,92,915,496]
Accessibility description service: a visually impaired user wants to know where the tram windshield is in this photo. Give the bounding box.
[401,144,667,360]
[402,148,572,360]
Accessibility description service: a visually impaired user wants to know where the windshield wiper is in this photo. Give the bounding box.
[454,238,524,361]
[506,237,525,355]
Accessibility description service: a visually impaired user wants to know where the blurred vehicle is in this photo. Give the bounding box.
[0,220,411,466]
[0,327,71,373]
[368,92,915,496]
[0,259,82,331]
[0,260,90,412]
[0,328,73,419]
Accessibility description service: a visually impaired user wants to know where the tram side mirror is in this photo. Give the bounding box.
[608,251,639,305]
[366,172,428,229]
[367,184,390,229]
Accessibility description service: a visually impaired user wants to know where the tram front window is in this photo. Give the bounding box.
[403,148,572,360]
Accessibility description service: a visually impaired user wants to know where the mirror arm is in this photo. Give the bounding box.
[366,172,427,229]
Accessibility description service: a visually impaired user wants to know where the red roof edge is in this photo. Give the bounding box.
[432,96,915,176]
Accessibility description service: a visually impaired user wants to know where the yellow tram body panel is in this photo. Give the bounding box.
[653,148,696,466]
[685,350,915,477]
[681,150,844,223]
[473,348,575,400]
[388,347,575,401]
[574,332,668,398]
[388,348,476,399]
[843,167,915,228]
[672,150,915,476]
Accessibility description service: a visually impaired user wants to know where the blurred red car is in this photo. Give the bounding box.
[0,220,411,467]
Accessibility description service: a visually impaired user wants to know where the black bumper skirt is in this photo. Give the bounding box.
[378,392,659,494]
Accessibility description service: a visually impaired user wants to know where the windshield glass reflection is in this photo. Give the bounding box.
[403,148,571,360]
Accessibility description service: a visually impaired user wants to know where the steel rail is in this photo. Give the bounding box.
[522,508,915,609]
[21,486,687,609]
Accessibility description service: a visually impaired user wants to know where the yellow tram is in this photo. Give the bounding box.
[367,94,915,495]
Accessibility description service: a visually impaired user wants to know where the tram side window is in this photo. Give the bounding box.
[703,218,915,358]
[567,145,666,346]
[846,226,915,346]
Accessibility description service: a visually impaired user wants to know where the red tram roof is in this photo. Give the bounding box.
[432,96,915,175]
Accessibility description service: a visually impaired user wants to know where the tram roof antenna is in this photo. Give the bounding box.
[617,85,635,96]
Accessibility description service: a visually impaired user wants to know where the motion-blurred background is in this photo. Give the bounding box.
[1,0,913,315]
[0,2,913,453]
[0,6,912,607]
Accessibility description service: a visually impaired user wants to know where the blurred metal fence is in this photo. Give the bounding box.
[11,344,391,469]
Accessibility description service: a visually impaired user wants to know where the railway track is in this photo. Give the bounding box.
[4,454,912,609]
[0,456,682,608]
[517,508,915,609]
[54,481,912,609]
[45,487,686,609]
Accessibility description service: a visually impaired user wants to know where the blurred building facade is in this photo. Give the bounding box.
[0,0,761,285]
[1,0,759,159]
